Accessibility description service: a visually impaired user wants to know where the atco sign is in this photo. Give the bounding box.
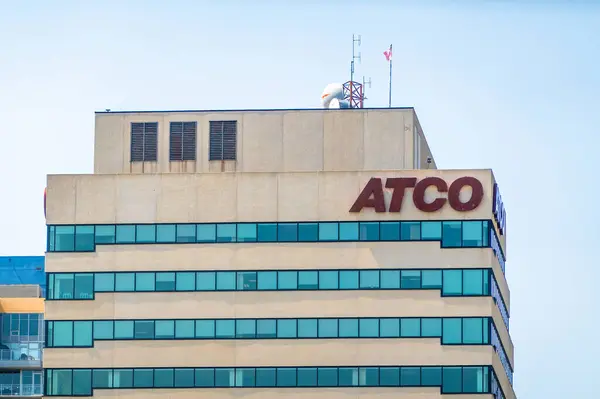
[349,176,484,213]
[493,183,506,235]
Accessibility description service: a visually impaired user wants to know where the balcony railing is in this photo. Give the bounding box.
[0,384,42,397]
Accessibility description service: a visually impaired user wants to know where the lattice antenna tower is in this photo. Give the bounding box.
[344,34,370,108]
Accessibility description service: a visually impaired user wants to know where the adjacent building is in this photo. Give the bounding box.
[44,108,514,399]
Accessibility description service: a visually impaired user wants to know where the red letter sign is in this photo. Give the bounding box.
[349,178,386,213]
[412,177,448,212]
[385,178,417,212]
[448,177,484,211]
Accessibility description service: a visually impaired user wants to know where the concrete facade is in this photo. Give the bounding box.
[44,108,513,399]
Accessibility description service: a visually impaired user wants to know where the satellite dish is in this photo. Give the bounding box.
[321,83,350,109]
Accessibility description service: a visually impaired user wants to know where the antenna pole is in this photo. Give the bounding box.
[388,44,393,108]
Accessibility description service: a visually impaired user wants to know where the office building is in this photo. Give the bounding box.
[44,108,513,399]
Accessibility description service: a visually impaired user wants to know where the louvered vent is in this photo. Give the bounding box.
[209,120,237,161]
[130,122,158,162]
[170,122,197,161]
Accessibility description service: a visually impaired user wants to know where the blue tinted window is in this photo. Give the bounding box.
[483,221,490,246]
[462,221,483,246]
[422,270,442,288]
[339,319,358,337]
[339,271,359,289]
[216,272,235,290]
[215,369,234,387]
[298,223,318,241]
[93,321,113,339]
[360,270,379,289]
[278,271,297,289]
[297,368,317,386]
[195,320,215,338]
[75,226,95,251]
[401,318,420,337]
[442,367,462,393]
[195,369,214,387]
[235,368,255,387]
[115,273,134,292]
[176,224,196,243]
[95,225,115,244]
[155,320,174,339]
[463,366,486,393]
[174,369,194,387]
[298,271,318,290]
[133,369,153,388]
[135,272,155,291]
[257,272,277,290]
[298,319,317,338]
[442,318,462,344]
[401,367,420,386]
[421,221,441,240]
[257,223,277,242]
[217,224,236,243]
[318,319,338,338]
[156,272,175,291]
[339,367,358,386]
[55,226,75,251]
[237,272,257,291]
[482,269,490,295]
[237,224,257,242]
[319,271,338,289]
[401,270,421,289]
[421,318,442,337]
[134,320,154,339]
[380,270,400,289]
[115,225,135,244]
[257,319,276,338]
[422,367,442,386]
[114,320,133,339]
[359,222,379,240]
[53,321,73,346]
[318,368,337,386]
[339,222,358,241]
[114,369,133,388]
[442,270,463,296]
[379,367,399,386]
[175,320,194,338]
[462,318,483,344]
[236,320,256,338]
[278,223,297,242]
[277,368,297,387]
[53,274,73,299]
[215,320,235,338]
[463,269,483,295]
[319,223,338,241]
[95,273,115,292]
[136,225,155,243]
[380,318,400,337]
[380,222,400,240]
[176,272,195,291]
[359,319,378,338]
[441,221,462,247]
[277,319,297,338]
[73,369,92,395]
[197,272,216,291]
[74,273,94,299]
[196,224,216,242]
[360,367,378,386]
[256,368,276,387]
[401,222,420,240]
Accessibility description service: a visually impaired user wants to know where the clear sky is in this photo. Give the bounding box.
[1,0,599,397]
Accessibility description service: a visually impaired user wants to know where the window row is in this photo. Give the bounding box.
[0,313,43,341]
[46,317,493,348]
[45,365,495,396]
[47,268,493,298]
[491,275,510,328]
[47,220,492,252]
[491,322,513,384]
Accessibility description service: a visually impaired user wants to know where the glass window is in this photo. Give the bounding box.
[318,319,337,338]
[359,270,379,289]
[401,270,421,289]
[442,221,462,247]
[156,272,175,291]
[462,221,483,246]
[93,369,113,388]
[401,222,420,240]
[277,368,296,387]
[256,368,276,387]
[421,318,442,337]
[277,319,297,338]
[257,319,276,338]
[298,223,318,241]
[463,269,483,295]
[154,369,174,387]
[463,318,483,344]
[53,321,73,346]
[73,321,92,347]
[359,367,378,386]
[319,222,338,241]
[442,318,462,344]
[237,224,257,242]
[421,221,442,240]
[359,222,379,240]
[442,270,463,296]
[237,272,257,290]
[298,368,317,386]
[73,369,92,395]
[95,225,116,244]
[463,366,486,393]
[257,223,277,242]
[176,224,196,243]
[196,224,216,242]
[114,320,134,339]
[113,369,133,388]
[235,368,255,387]
[75,225,95,251]
[278,271,297,289]
[217,224,236,242]
[175,320,194,338]
[156,320,175,339]
[482,269,490,295]
[257,271,277,290]
[55,226,75,251]
[380,270,400,289]
[339,222,358,241]
[319,271,338,289]
[195,320,215,338]
[422,270,442,288]
[157,224,176,243]
[136,225,156,243]
[74,273,94,299]
[176,272,195,291]
[95,273,115,292]
[196,272,216,291]
[401,367,420,386]
[215,320,235,339]
[339,319,358,338]
[380,221,400,240]
[215,368,234,387]
[216,272,236,290]
[442,367,462,393]
[339,271,359,289]
[134,320,154,339]
[401,318,420,337]
[115,225,135,244]
[359,319,378,338]
[380,318,400,337]
[236,320,256,338]
[298,319,317,338]
[318,368,337,386]
[380,367,400,386]
[174,368,194,387]
[115,273,135,292]
[422,366,442,386]
[278,223,297,242]
[195,369,214,387]
[298,271,318,290]
[93,321,114,340]
[133,369,153,388]
[136,272,155,291]
[338,367,358,386]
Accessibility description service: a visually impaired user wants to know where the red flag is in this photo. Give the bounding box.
[384,45,392,61]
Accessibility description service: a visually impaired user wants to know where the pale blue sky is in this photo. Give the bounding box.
[1,0,599,397]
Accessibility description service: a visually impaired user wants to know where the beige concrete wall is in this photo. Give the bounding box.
[93,109,436,175]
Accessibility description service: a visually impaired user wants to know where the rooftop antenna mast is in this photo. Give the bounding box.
[362,76,372,107]
[344,34,367,108]
[350,34,361,84]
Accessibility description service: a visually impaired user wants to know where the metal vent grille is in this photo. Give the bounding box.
[130,122,158,162]
[170,122,197,161]
[209,120,237,161]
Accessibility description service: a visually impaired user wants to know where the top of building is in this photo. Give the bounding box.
[95,106,415,114]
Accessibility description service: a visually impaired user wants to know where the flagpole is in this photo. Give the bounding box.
[388,44,392,108]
